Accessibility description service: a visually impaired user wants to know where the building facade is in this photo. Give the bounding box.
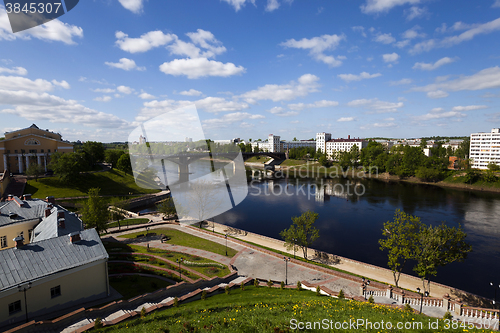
[470,128,500,169]
[0,124,73,174]
[316,133,332,153]
[325,136,369,158]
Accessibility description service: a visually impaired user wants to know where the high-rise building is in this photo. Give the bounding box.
[316,133,331,153]
[470,128,500,169]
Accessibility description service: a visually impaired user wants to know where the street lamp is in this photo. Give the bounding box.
[416,287,429,314]
[361,277,370,300]
[284,257,290,285]
[293,238,297,259]
[17,282,32,323]
[225,234,228,256]
[490,282,499,308]
[176,258,184,279]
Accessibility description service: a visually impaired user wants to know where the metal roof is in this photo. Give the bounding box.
[0,198,48,227]
[32,208,84,242]
[0,229,108,291]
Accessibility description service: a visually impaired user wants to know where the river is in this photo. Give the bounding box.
[212,175,500,300]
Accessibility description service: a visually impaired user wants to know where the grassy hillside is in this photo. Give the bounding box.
[24,169,159,198]
[98,286,491,332]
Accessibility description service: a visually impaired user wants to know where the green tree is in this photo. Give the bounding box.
[455,138,470,159]
[419,138,428,150]
[26,163,44,182]
[464,169,480,184]
[157,197,178,220]
[117,153,132,174]
[379,210,423,288]
[83,141,105,168]
[415,167,443,182]
[487,162,500,172]
[49,152,85,183]
[413,223,472,293]
[81,188,109,234]
[280,210,320,260]
[105,150,125,169]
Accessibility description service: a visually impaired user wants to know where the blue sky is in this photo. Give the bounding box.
[1,0,500,142]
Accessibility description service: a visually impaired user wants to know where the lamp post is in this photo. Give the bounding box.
[176,258,183,279]
[490,282,499,308]
[293,238,297,259]
[225,234,228,256]
[361,277,370,300]
[284,257,290,285]
[416,287,429,314]
[17,282,32,323]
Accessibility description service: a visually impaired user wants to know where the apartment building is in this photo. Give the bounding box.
[470,128,500,169]
[316,133,331,153]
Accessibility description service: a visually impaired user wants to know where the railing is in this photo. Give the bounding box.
[461,307,499,320]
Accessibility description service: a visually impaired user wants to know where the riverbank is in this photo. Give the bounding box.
[245,162,500,194]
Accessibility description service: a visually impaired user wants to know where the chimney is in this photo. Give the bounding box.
[348,135,350,139]
[45,208,51,217]
[70,232,81,243]
[58,218,66,229]
[46,196,55,204]
[9,212,18,220]
[14,235,24,249]
[8,194,13,201]
[23,194,32,200]
[57,211,65,218]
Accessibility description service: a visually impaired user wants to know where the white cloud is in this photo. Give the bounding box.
[240,74,320,103]
[202,112,265,128]
[159,58,246,79]
[402,25,426,39]
[0,76,55,92]
[337,117,355,122]
[280,34,346,67]
[413,66,500,93]
[169,29,226,59]
[494,0,500,8]
[115,30,176,53]
[288,100,339,111]
[139,92,156,99]
[452,105,488,111]
[221,0,256,11]
[266,0,280,11]
[411,17,500,54]
[413,57,456,71]
[267,106,298,117]
[117,85,134,94]
[0,66,27,75]
[373,33,396,44]
[347,98,404,113]
[390,78,413,85]
[0,8,83,44]
[94,96,113,102]
[414,107,467,121]
[382,53,400,63]
[92,88,116,93]
[361,0,421,14]
[352,26,367,37]
[179,89,203,96]
[195,97,249,113]
[405,6,427,21]
[51,80,70,89]
[338,72,382,82]
[373,122,397,127]
[105,58,146,71]
[268,106,284,114]
[427,90,449,99]
[0,90,131,128]
[118,0,145,14]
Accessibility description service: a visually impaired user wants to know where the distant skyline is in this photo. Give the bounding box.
[1,0,500,142]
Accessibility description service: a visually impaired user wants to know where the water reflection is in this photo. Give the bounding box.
[215,177,500,298]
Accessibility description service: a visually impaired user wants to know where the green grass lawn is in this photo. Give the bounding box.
[104,241,231,278]
[24,169,159,199]
[280,159,309,166]
[245,156,271,163]
[107,218,150,229]
[118,228,238,257]
[99,285,489,333]
[109,275,172,300]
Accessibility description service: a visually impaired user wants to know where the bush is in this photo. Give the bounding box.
[483,170,498,183]
[404,303,413,312]
[281,281,285,289]
[316,286,321,296]
[94,317,103,329]
[415,167,443,182]
[254,278,259,287]
[140,307,146,319]
[443,311,453,320]
[368,295,374,303]
[201,290,207,300]
[464,169,481,184]
[240,282,245,291]
[338,289,345,299]
[267,280,273,288]
[296,281,302,291]
[225,285,230,294]
[173,296,179,307]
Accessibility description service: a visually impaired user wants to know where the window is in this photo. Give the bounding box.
[0,236,7,248]
[9,300,21,315]
[41,149,44,153]
[51,285,61,298]
[14,150,18,153]
[48,149,51,153]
